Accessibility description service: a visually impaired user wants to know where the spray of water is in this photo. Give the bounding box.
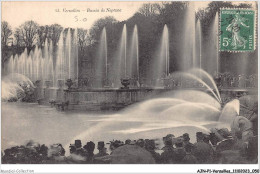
[2,73,35,101]
[95,27,108,87]
[189,68,222,102]
[170,71,221,103]
[218,99,240,129]
[129,25,139,80]
[65,89,222,155]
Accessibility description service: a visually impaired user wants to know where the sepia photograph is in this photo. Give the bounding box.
[0,0,259,172]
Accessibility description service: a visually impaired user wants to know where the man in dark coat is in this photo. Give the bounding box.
[173,138,186,163]
[161,134,176,163]
[145,139,161,163]
[193,132,213,164]
[94,141,109,158]
[83,141,95,163]
[182,133,194,153]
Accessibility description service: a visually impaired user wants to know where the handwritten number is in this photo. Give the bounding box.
[74,16,78,22]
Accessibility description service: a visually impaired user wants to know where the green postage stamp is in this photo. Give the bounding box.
[220,8,256,52]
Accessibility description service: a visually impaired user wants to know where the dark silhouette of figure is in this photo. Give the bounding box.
[182,142,198,164]
[83,141,95,163]
[74,140,85,157]
[94,141,109,158]
[246,136,258,162]
[69,144,76,154]
[193,132,213,163]
[109,140,124,152]
[232,131,247,157]
[173,138,186,163]
[57,144,65,156]
[93,141,109,164]
[125,139,131,145]
[161,135,176,163]
[145,139,161,163]
[136,139,145,148]
[182,133,194,153]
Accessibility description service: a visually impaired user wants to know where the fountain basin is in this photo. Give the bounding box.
[33,82,257,111]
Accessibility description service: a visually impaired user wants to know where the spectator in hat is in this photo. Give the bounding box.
[57,144,65,156]
[136,139,145,148]
[125,139,131,145]
[173,137,186,163]
[145,139,162,164]
[94,141,109,158]
[182,133,194,153]
[246,136,258,162]
[109,140,124,153]
[83,141,95,163]
[232,131,247,157]
[215,129,235,153]
[161,134,176,164]
[193,132,213,163]
[182,143,197,164]
[74,140,85,157]
[75,140,82,148]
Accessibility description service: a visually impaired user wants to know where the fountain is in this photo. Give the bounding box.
[55,29,65,88]
[204,12,219,76]
[122,24,127,79]
[117,24,129,89]
[95,27,108,88]
[214,12,219,75]
[48,40,55,86]
[181,2,196,71]
[3,18,255,110]
[65,29,71,80]
[74,28,79,87]
[129,25,139,84]
[65,87,224,152]
[153,24,169,87]
[196,20,202,69]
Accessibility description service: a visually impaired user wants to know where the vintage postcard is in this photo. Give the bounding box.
[1,1,259,173]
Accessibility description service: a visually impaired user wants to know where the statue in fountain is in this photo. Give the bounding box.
[65,79,73,89]
[120,78,130,89]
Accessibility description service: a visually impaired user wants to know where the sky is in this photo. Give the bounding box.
[2,1,256,31]
[2,1,210,30]
[2,1,146,30]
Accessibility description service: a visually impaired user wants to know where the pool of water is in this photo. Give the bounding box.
[2,93,221,155]
[1,102,113,152]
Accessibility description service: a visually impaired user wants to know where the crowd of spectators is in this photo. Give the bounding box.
[2,127,257,164]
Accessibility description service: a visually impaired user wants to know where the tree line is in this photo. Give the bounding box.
[2,1,257,77]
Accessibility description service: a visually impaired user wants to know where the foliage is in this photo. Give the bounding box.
[78,28,88,51]
[89,16,118,43]
[17,20,40,47]
[197,1,252,28]
[1,2,257,79]
[48,24,63,46]
[1,21,12,47]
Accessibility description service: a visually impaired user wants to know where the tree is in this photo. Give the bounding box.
[48,24,63,46]
[89,16,118,43]
[13,28,26,47]
[17,20,39,47]
[77,28,88,51]
[37,25,49,46]
[1,21,12,47]
[138,3,161,17]
[197,1,252,26]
